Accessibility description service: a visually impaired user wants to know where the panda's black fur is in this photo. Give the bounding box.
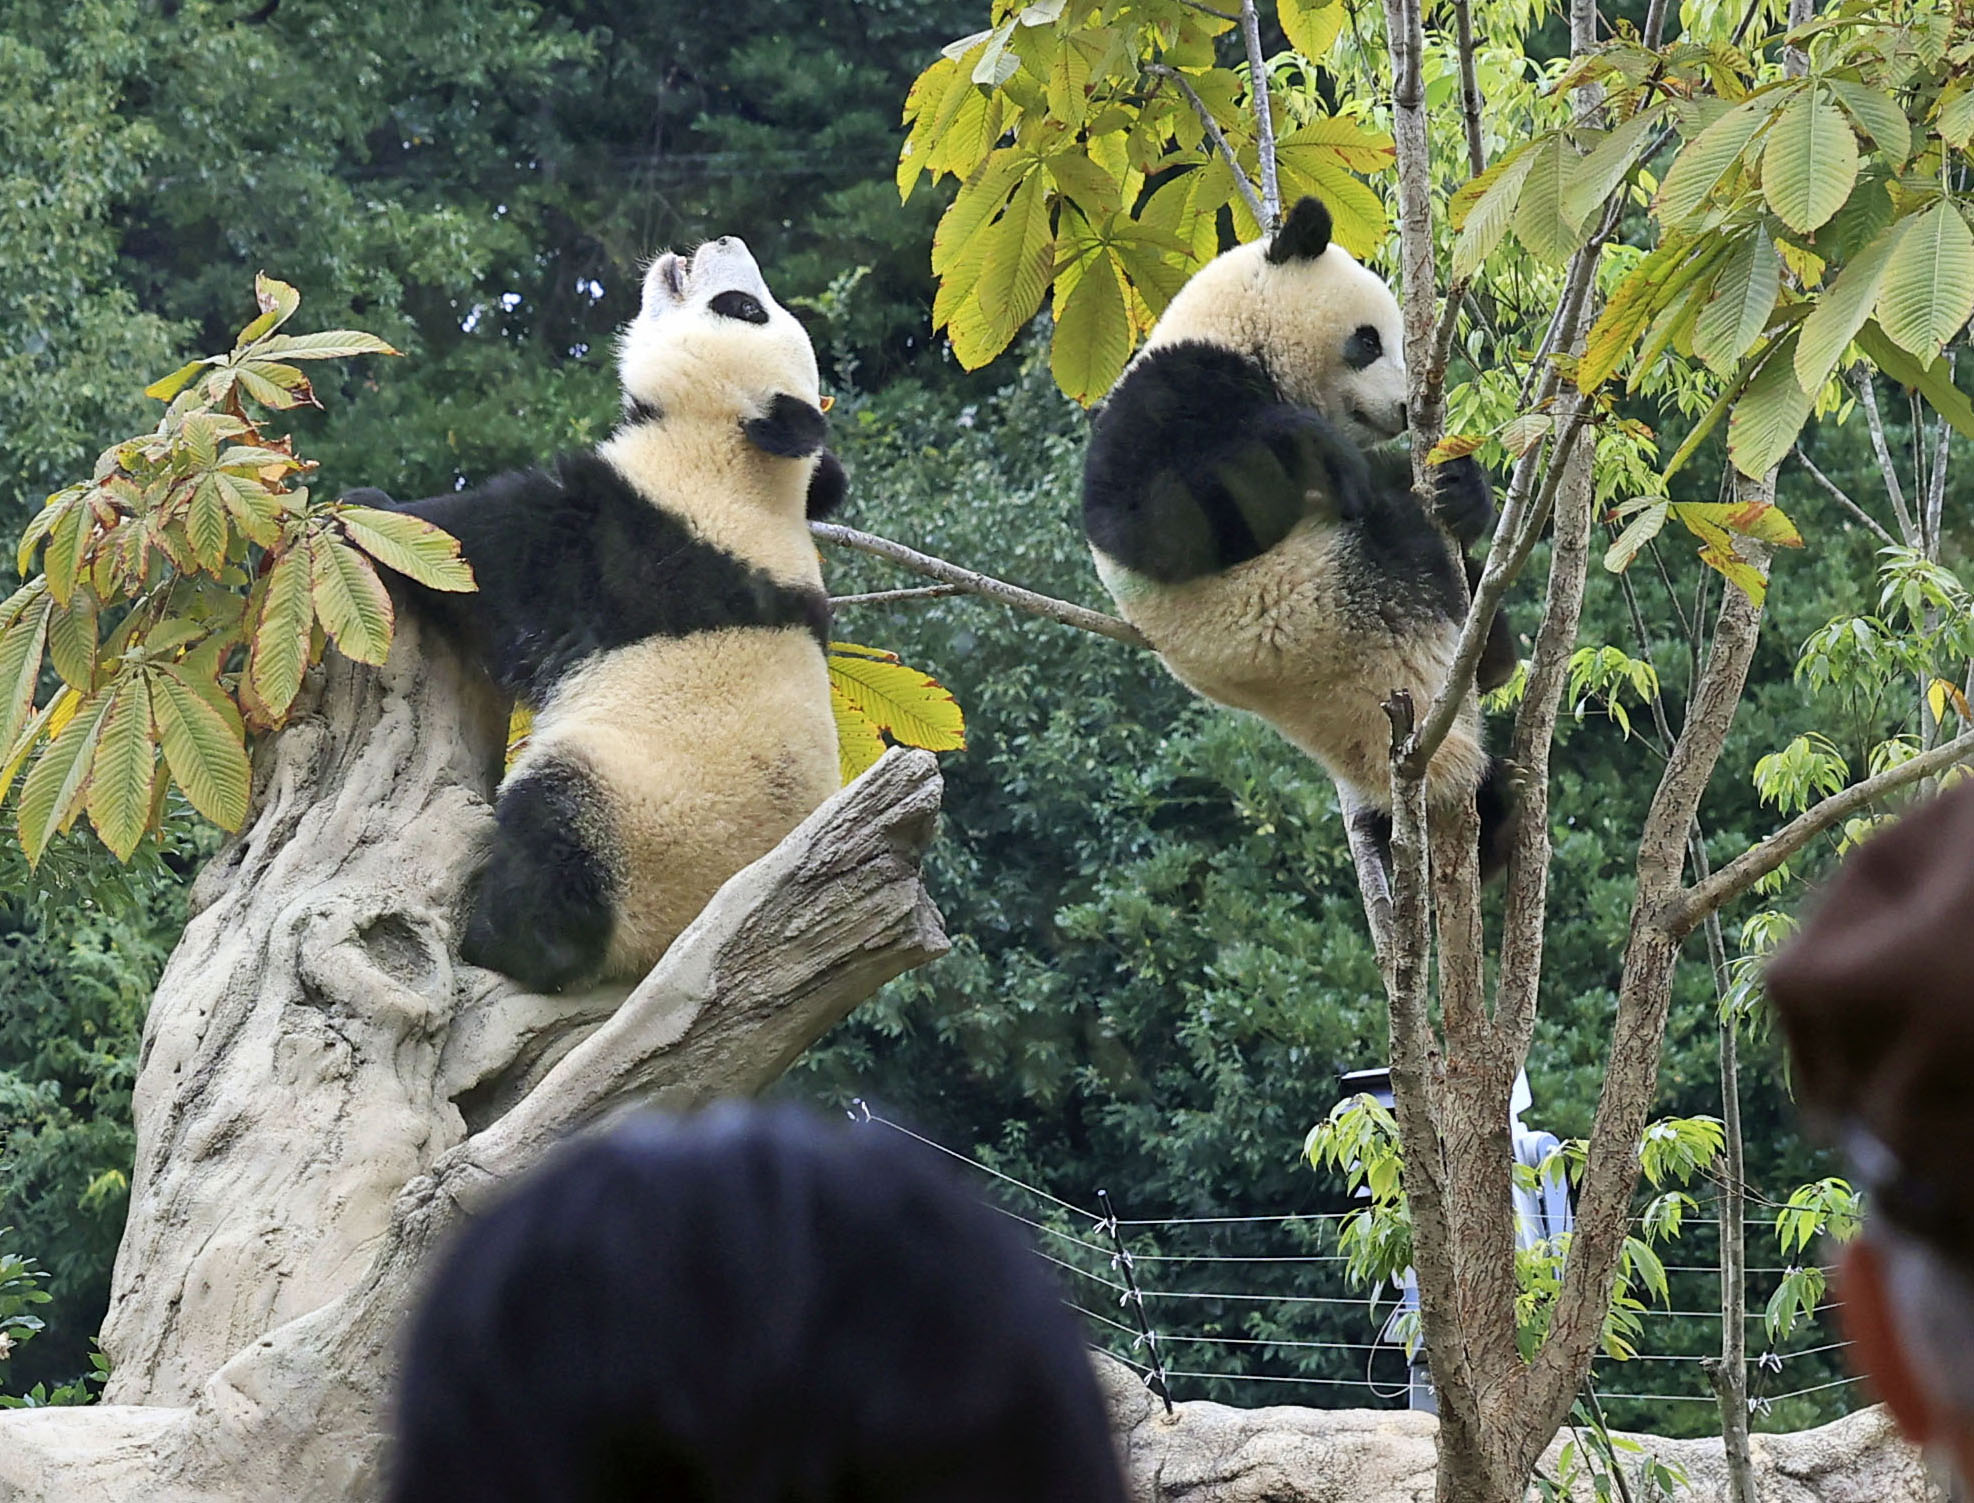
[352,237,846,993]
[1081,196,1517,873]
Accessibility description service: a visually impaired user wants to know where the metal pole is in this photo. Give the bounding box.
[1096,1188,1175,1416]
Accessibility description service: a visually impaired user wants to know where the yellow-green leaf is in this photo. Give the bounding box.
[1604,500,1669,573]
[1563,106,1663,229]
[1876,200,1974,364]
[1670,499,1805,548]
[1656,98,1767,226]
[1857,322,1974,441]
[828,644,967,753]
[1692,226,1781,373]
[1051,248,1133,406]
[1828,79,1910,163]
[45,592,98,692]
[251,330,400,361]
[337,506,477,592]
[144,361,209,403]
[185,476,230,573]
[1939,84,1974,150]
[16,691,111,865]
[1453,146,1538,281]
[309,537,396,665]
[1761,87,1859,235]
[1427,433,1487,463]
[1795,217,1909,393]
[0,585,52,758]
[251,272,301,335]
[249,545,314,721]
[831,683,890,785]
[1279,0,1346,59]
[1727,330,1815,477]
[153,665,251,830]
[87,674,156,860]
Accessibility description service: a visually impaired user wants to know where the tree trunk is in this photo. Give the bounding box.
[0,611,949,1501]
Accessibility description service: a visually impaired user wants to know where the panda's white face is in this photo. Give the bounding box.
[617,236,821,424]
[1141,199,1408,447]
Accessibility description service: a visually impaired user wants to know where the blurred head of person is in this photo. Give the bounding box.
[1768,776,1974,1480]
[387,1101,1129,1503]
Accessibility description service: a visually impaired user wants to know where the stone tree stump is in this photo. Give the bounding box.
[0,611,949,1502]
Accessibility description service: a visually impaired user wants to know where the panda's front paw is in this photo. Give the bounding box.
[1430,456,1495,547]
[744,393,828,459]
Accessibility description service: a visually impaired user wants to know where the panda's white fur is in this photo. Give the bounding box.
[366,236,848,991]
[1082,196,1512,862]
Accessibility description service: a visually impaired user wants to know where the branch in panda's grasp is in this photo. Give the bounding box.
[812,522,1150,650]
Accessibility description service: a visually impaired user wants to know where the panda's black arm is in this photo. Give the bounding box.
[806,450,847,520]
[744,393,828,459]
[1364,450,1496,548]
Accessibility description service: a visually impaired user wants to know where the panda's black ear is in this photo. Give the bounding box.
[1266,197,1333,265]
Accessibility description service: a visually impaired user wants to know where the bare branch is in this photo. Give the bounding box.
[1671,726,1974,934]
[1176,0,1238,18]
[830,585,965,608]
[1854,370,1917,545]
[1343,804,1395,965]
[1144,64,1270,230]
[1791,446,1896,545]
[1238,1,1282,226]
[812,522,1150,650]
[1453,0,1487,177]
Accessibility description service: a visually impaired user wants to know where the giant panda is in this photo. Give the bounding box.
[352,235,847,993]
[1081,195,1517,870]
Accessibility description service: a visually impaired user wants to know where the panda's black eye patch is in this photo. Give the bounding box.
[709,290,769,325]
[1344,325,1384,370]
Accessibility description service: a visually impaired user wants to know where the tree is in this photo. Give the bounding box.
[899,1,1974,1498]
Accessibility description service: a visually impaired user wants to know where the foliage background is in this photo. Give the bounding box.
[0,0,1947,1436]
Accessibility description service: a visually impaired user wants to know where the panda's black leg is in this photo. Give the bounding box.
[743,393,828,459]
[806,449,848,519]
[461,760,619,994]
[1465,555,1520,693]
[1475,757,1520,880]
[1345,802,1395,877]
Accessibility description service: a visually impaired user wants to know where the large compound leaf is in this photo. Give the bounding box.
[152,664,251,829]
[1876,200,1974,363]
[1513,134,1581,264]
[1794,216,1909,393]
[338,506,477,592]
[247,545,314,723]
[0,586,52,758]
[1761,87,1859,234]
[17,691,111,864]
[1453,147,1538,281]
[1827,79,1910,164]
[87,674,156,860]
[828,644,967,754]
[1728,330,1816,477]
[1692,227,1781,373]
[1051,248,1132,406]
[1278,0,1346,58]
[831,685,889,785]
[1563,107,1663,229]
[310,536,396,665]
[1857,323,1974,441]
[1656,99,1767,226]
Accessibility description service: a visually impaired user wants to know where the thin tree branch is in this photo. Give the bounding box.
[1453,0,1487,177]
[1791,446,1896,545]
[1143,64,1270,229]
[811,523,1150,649]
[1238,0,1282,227]
[1176,0,1239,18]
[1670,725,1974,934]
[1854,370,1917,545]
[830,585,964,608]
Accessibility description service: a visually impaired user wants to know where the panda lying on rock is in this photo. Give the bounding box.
[1082,196,1518,873]
[350,235,844,994]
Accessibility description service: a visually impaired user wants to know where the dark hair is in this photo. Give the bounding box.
[388,1104,1129,1503]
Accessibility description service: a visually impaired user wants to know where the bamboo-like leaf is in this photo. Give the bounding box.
[1452,147,1538,281]
[337,506,477,592]
[248,545,314,722]
[1876,200,1974,363]
[0,586,52,757]
[1692,227,1781,373]
[1655,98,1767,226]
[251,330,401,361]
[16,691,111,865]
[1856,322,1974,441]
[1828,79,1911,163]
[1051,249,1133,406]
[87,674,156,860]
[1761,87,1860,235]
[309,537,396,665]
[1795,217,1910,393]
[1727,330,1815,477]
[828,644,967,752]
[152,665,251,829]
[831,681,889,785]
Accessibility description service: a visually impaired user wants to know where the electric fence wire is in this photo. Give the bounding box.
[848,1102,1860,1410]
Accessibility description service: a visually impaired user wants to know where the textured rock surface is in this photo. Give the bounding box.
[1098,1355,1949,1501]
[0,618,948,1502]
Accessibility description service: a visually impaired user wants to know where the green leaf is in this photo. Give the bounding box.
[0,586,52,758]
[1728,329,1815,477]
[337,506,477,592]
[1671,499,1805,548]
[16,691,111,865]
[1939,84,1974,150]
[45,593,98,692]
[1512,135,1579,264]
[1655,98,1767,226]
[1604,500,1669,573]
[1856,322,1974,441]
[1278,0,1345,58]
[1761,87,1860,235]
[1692,226,1781,373]
[1827,79,1910,163]
[309,537,396,666]
[1795,217,1910,393]
[1875,200,1974,363]
[251,330,401,361]
[248,545,314,722]
[1452,147,1538,281]
[1562,106,1663,229]
[185,477,230,573]
[143,361,209,403]
[87,675,156,860]
[1051,248,1133,406]
[250,272,301,335]
[152,665,251,830]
